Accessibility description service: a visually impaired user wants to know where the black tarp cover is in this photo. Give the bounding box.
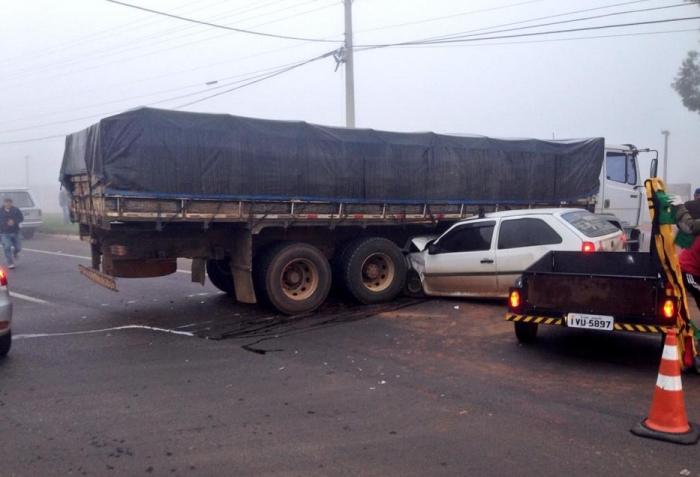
[60,108,605,205]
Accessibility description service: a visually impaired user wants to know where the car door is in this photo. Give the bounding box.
[601,151,641,228]
[495,216,566,294]
[421,220,497,296]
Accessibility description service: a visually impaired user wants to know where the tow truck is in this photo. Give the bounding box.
[506,173,699,372]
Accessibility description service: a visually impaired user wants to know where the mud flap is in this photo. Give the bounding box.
[229,229,257,304]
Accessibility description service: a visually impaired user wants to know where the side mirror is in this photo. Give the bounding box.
[650,158,658,179]
[427,242,440,255]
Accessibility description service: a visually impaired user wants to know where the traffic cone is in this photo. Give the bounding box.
[631,329,699,445]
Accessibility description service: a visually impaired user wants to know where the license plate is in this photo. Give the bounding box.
[566,313,614,331]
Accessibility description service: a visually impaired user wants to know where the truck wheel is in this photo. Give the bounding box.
[206,258,235,296]
[21,228,35,239]
[256,242,331,315]
[340,237,407,305]
[514,322,538,344]
[0,332,11,357]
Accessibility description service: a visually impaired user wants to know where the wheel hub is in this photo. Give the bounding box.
[360,253,395,292]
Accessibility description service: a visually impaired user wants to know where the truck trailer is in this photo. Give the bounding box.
[60,108,650,315]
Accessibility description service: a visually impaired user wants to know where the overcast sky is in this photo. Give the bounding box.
[1,0,699,206]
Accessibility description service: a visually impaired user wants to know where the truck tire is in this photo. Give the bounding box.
[339,237,407,305]
[255,242,331,315]
[21,228,35,239]
[206,258,235,296]
[514,322,538,344]
[0,332,11,357]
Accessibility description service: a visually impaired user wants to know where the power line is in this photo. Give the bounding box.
[395,27,698,49]
[0,51,336,144]
[2,0,332,82]
[355,0,548,34]
[175,51,336,108]
[355,15,700,49]
[405,2,695,44]
[105,0,341,43]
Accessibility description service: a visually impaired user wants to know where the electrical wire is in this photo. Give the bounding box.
[354,15,700,49]
[2,0,332,81]
[355,0,548,34]
[174,50,335,108]
[104,0,341,43]
[0,51,336,143]
[399,1,695,44]
[0,0,341,86]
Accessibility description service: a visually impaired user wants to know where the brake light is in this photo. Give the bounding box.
[582,242,596,253]
[661,298,676,320]
[0,269,6,287]
[509,289,521,310]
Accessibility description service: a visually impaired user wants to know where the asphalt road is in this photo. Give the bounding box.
[1,234,698,476]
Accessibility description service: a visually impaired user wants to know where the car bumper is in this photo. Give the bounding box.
[20,221,42,228]
[0,296,12,336]
[504,313,669,334]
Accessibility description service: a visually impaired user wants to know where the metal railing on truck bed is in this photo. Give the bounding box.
[68,175,596,229]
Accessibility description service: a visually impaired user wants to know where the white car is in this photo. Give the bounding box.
[406,208,625,298]
[0,268,12,357]
[0,188,43,239]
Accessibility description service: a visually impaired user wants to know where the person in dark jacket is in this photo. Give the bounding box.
[0,198,24,269]
[671,197,700,308]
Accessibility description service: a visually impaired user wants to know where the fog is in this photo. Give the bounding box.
[1,0,699,212]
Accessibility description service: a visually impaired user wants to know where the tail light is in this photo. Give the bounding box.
[508,288,522,311]
[661,298,677,320]
[0,269,6,287]
[581,241,596,253]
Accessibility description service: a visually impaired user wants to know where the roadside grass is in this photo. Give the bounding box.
[38,213,79,235]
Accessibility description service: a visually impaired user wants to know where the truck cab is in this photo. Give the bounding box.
[596,145,645,249]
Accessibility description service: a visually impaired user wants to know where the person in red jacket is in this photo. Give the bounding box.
[673,198,700,308]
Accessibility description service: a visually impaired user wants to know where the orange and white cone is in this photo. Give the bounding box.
[631,329,699,445]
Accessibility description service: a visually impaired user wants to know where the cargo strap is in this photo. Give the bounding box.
[644,178,697,361]
[505,314,669,333]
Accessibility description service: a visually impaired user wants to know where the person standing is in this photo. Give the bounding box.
[672,197,700,308]
[0,198,24,269]
[695,187,700,201]
[59,188,71,225]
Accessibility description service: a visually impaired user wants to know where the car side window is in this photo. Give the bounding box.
[498,218,563,249]
[606,153,627,183]
[437,221,495,253]
[626,155,637,185]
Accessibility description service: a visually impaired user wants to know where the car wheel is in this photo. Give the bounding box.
[0,332,11,357]
[514,322,538,344]
[21,228,35,239]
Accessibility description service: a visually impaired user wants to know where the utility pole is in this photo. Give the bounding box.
[343,0,356,128]
[661,130,670,183]
[24,155,30,187]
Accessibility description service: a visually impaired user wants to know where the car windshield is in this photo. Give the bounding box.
[0,191,34,208]
[561,210,619,238]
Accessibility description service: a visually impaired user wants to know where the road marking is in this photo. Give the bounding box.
[9,291,50,305]
[13,324,195,340]
[23,248,90,260]
[22,248,190,273]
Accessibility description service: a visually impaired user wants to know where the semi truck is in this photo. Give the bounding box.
[60,108,653,315]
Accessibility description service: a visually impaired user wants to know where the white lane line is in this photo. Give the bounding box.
[13,324,195,340]
[23,248,190,274]
[9,291,50,305]
[23,248,90,260]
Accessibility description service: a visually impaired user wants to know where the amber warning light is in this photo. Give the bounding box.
[661,298,676,320]
[509,289,521,310]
